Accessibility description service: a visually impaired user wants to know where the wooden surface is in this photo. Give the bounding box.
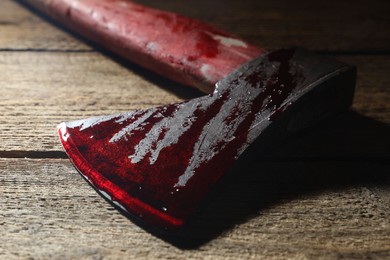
[1,0,389,258]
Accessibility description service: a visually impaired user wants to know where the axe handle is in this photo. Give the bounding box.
[24,0,265,93]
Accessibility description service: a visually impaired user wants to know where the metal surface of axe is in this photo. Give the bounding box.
[21,0,356,232]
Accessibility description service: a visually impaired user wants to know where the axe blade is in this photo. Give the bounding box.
[58,49,356,231]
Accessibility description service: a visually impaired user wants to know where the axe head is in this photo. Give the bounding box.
[58,49,356,232]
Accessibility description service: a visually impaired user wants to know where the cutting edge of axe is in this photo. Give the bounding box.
[57,48,356,231]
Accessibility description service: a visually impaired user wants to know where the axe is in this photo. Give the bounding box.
[22,0,356,232]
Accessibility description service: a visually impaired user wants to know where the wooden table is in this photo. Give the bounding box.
[1,0,389,258]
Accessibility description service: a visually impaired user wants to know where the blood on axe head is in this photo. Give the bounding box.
[58,49,355,233]
[23,0,356,233]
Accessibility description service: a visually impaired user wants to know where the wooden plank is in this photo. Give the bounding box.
[0,50,186,153]
[0,158,389,259]
[2,0,389,52]
[0,0,91,51]
[0,51,389,155]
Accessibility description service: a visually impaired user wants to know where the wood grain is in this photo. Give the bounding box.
[0,0,91,51]
[0,50,184,153]
[0,159,389,259]
[1,0,389,258]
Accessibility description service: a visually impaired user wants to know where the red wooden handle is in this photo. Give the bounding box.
[25,0,265,93]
